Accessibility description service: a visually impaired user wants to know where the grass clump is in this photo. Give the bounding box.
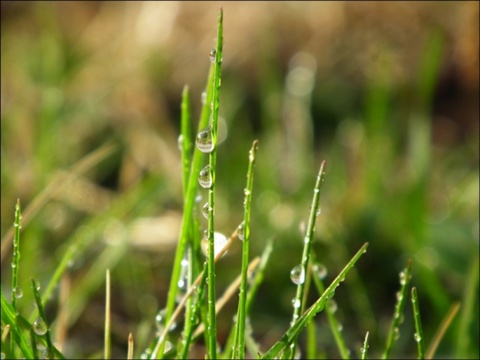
[1,6,478,360]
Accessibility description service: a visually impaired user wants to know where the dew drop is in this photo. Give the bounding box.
[201,91,207,105]
[414,333,422,342]
[237,221,245,241]
[202,202,212,219]
[399,270,407,285]
[33,317,48,336]
[209,49,216,62]
[312,263,328,280]
[326,299,337,313]
[198,165,212,189]
[290,265,305,285]
[11,263,16,269]
[12,287,23,300]
[395,291,403,302]
[394,327,400,340]
[291,298,301,309]
[196,126,214,153]
[337,323,343,332]
[201,232,228,258]
[177,134,184,151]
[316,208,322,216]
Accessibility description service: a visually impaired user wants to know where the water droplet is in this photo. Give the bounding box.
[198,165,212,188]
[12,287,23,299]
[11,263,16,269]
[298,221,306,234]
[304,236,310,244]
[326,299,337,313]
[414,333,422,342]
[337,323,343,332]
[196,127,214,153]
[394,327,400,340]
[312,263,328,280]
[399,270,407,285]
[316,208,322,216]
[244,188,251,196]
[291,298,301,309]
[201,232,228,258]
[33,317,48,336]
[202,202,212,219]
[201,91,207,105]
[209,49,216,62]
[395,291,403,302]
[290,265,305,285]
[237,221,245,241]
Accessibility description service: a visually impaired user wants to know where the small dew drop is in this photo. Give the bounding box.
[304,236,310,244]
[291,298,301,309]
[414,333,422,342]
[201,91,207,105]
[337,323,343,332]
[316,208,322,216]
[209,49,216,62]
[202,202,211,219]
[33,317,48,336]
[394,327,400,340]
[196,126,214,153]
[243,188,251,196]
[312,263,328,280]
[237,221,245,241]
[177,134,184,151]
[399,271,407,285]
[395,291,403,302]
[198,165,212,189]
[11,263,16,269]
[12,287,23,300]
[326,299,338,313]
[290,265,305,285]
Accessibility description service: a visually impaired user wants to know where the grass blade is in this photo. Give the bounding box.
[180,84,192,197]
[262,242,369,359]
[411,287,425,359]
[31,278,55,359]
[382,259,412,359]
[289,160,326,358]
[232,140,259,359]
[426,302,460,359]
[1,293,33,359]
[128,332,134,360]
[10,199,22,356]
[361,331,370,360]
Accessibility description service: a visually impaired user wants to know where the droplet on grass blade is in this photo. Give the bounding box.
[201,232,228,258]
[291,298,301,309]
[12,287,23,299]
[326,299,338,313]
[196,126,214,153]
[33,317,48,336]
[202,202,212,219]
[237,221,245,241]
[209,49,216,62]
[414,333,422,342]
[290,265,305,285]
[198,165,212,188]
[312,263,328,280]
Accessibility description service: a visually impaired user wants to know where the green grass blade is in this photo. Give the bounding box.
[289,160,326,358]
[262,242,369,359]
[1,292,33,359]
[411,287,425,359]
[10,199,22,356]
[180,84,192,197]
[361,331,370,360]
[127,333,134,360]
[382,259,413,359]
[205,8,223,360]
[31,278,55,359]
[232,140,259,359]
[306,313,317,360]
[104,269,111,360]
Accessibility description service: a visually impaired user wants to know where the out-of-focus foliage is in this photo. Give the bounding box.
[1,2,478,358]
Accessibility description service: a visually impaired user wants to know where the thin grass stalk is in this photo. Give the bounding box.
[310,261,350,359]
[306,317,317,360]
[382,259,412,359]
[180,85,192,196]
[128,333,134,360]
[232,140,259,359]
[289,160,326,358]
[10,199,21,355]
[2,325,10,342]
[31,278,54,359]
[361,331,370,360]
[262,243,369,359]
[426,302,460,359]
[104,269,111,360]
[411,287,425,359]
[30,328,39,359]
[205,9,223,359]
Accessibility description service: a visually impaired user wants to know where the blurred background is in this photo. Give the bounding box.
[1,1,478,358]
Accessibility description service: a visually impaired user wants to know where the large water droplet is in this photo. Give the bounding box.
[198,165,212,189]
[209,49,216,62]
[414,333,422,342]
[33,317,48,336]
[326,299,337,313]
[196,127,214,153]
[312,263,327,280]
[290,265,305,285]
[201,232,228,258]
[237,221,245,241]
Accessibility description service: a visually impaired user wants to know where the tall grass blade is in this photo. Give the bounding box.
[232,140,259,359]
[411,287,425,359]
[289,160,326,358]
[262,242,369,359]
[10,199,22,356]
[128,333,134,360]
[361,331,370,360]
[382,259,412,359]
[31,278,55,359]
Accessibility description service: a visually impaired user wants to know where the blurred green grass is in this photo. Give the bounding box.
[1,2,478,358]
